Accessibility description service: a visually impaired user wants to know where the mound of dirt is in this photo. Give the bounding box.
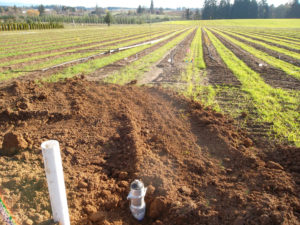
[0,77,299,225]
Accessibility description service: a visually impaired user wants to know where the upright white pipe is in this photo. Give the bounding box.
[41,140,70,225]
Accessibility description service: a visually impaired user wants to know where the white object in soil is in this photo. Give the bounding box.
[127,179,147,221]
[41,140,70,225]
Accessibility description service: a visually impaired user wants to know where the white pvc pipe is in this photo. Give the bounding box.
[41,140,70,225]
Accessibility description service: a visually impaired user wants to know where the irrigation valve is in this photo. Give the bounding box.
[127,179,147,221]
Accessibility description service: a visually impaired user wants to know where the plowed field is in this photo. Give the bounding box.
[0,20,299,225]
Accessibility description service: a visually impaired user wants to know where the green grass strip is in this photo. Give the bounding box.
[0,29,165,58]
[206,28,300,146]
[212,29,300,80]
[230,30,300,51]
[180,28,219,110]
[103,29,193,84]
[219,29,300,61]
[1,30,181,81]
[242,31,300,45]
[43,30,185,83]
[0,30,170,67]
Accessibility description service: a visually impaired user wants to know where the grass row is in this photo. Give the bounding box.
[179,28,219,108]
[0,27,169,54]
[239,30,300,45]
[43,29,188,83]
[219,27,300,43]
[211,29,300,80]
[0,30,172,68]
[228,30,300,51]
[1,30,183,81]
[205,28,300,146]
[0,31,105,50]
[0,29,167,58]
[0,25,165,44]
[104,29,193,84]
[218,29,300,61]
[0,24,184,47]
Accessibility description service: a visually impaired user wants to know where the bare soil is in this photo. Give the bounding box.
[202,29,241,87]
[211,30,300,90]
[0,77,299,225]
[147,29,196,84]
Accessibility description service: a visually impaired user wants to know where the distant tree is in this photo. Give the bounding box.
[159,7,164,14]
[138,5,141,14]
[287,0,300,18]
[217,0,231,19]
[193,9,201,20]
[249,0,258,18]
[258,0,269,18]
[137,5,143,14]
[202,0,217,19]
[273,4,289,18]
[150,0,154,14]
[104,11,113,26]
[38,4,45,16]
[94,5,104,16]
[13,5,17,12]
[185,8,192,20]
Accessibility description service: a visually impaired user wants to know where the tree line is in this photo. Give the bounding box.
[0,22,63,31]
[201,0,300,19]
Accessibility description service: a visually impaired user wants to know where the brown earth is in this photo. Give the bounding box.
[224,32,300,67]
[149,29,196,84]
[202,29,241,87]
[0,77,299,225]
[210,30,300,90]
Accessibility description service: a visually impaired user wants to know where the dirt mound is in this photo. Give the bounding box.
[0,77,299,225]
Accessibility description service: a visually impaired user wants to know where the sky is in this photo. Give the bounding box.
[0,0,292,8]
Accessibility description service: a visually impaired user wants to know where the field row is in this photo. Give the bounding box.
[0,26,190,81]
[0,26,175,58]
[177,27,299,146]
[0,24,299,146]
